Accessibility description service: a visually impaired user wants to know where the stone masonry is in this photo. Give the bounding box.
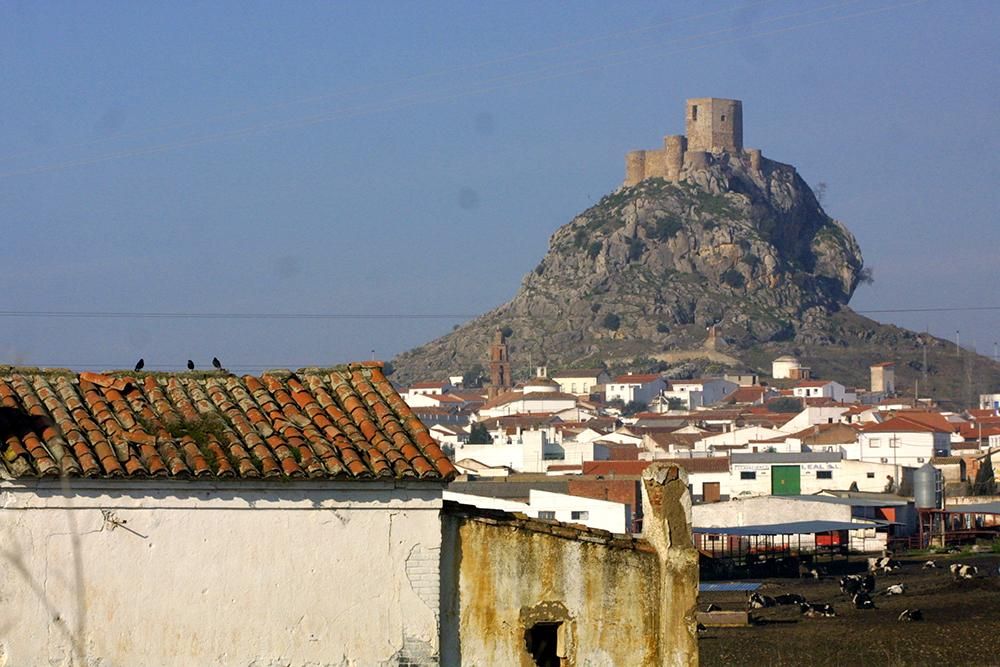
[625,97,759,186]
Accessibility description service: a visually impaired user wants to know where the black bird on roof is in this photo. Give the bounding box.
[134,358,144,372]
[187,360,195,370]
[212,357,222,370]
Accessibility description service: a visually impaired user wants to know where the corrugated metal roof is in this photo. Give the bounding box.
[694,520,880,535]
[699,582,762,592]
[944,502,1000,514]
[784,495,910,507]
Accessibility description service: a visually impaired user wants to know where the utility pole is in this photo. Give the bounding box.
[956,330,961,357]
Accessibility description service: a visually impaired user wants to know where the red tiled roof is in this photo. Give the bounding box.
[890,410,959,433]
[479,390,579,410]
[795,380,835,388]
[861,416,947,435]
[611,374,663,384]
[0,363,455,481]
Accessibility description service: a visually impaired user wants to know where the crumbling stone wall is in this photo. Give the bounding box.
[441,463,698,666]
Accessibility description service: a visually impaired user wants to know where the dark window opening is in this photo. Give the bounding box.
[740,471,756,480]
[817,470,833,480]
[525,622,562,667]
[692,105,698,120]
[537,511,556,520]
[866,472,875,479]
[721,114,726,122]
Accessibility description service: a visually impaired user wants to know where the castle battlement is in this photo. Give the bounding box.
[625,97,760,186]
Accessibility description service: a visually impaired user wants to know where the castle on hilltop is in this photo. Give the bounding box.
[624,97,762,185]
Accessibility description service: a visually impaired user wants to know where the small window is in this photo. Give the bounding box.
[721,114,726,122]
[525,622,562,666]
[866,472,875,479]
[870,438,880,448]
[538,511,556,520]
[571,511,589,521]
[740,471,756,480]
[692,105,699,120]
[817,470,833,480]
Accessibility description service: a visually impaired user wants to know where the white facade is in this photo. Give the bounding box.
[696,426,788,453]
[605,375,666,404]
[857,430,951,466]
[551,370,610,396]
[728,458,906,498]
[478,393,578,419]
[444,489,630,534]
[452,432,610,473]
[771,356,802,379]
[0,480,443,667]
[792,381,850,402]
[668,379,738,408]
[980,393,1000,411]
[779,406,851,433]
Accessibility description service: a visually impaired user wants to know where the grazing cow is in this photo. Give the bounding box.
[884,583,906,596]
[774,593,807,606]
[950,563,978,580]
[705,603,722,612]
[898,608,924,622]
[799,602,836,618]
[922,560,937,569]
[853,592,876,609]
[749,592,776,609]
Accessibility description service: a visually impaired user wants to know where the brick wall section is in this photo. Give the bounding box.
[568,478,642,530]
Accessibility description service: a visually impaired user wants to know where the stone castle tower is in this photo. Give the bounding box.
[625,97,761,186]
[488,327,512,399]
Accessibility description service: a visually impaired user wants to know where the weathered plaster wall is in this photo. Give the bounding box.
[0,480,443,667]
[442,510,660,666]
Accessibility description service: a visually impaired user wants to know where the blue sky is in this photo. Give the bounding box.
[1,0,997,373]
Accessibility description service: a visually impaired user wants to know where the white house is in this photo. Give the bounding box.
[477,390,580,419]
[779,406,852,433]
[695,426,790,455]
[551,368,611,396]
[666,378,738,409]
[792,380,851,402]
[605,373,667,405]
[444,489,631,534]
[728,452,908,498]
[452,429,611,473]
[0,364,455,666]
[858,416,952,467]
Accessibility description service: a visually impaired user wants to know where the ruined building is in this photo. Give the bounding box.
[625,97,762,186]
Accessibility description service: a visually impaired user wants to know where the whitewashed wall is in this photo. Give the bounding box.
[0,480,443,667]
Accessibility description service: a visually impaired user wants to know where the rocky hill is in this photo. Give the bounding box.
[393,152,1000,404]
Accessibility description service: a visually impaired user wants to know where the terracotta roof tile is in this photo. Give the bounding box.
[0,363,455,482]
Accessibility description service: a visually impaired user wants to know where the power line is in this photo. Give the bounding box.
[0,303,995,321]
[0,310,475,320]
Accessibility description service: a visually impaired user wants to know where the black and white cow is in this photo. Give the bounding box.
[898,608,924,622]
[799,602,836,618]
[749,592,776,609]
[853,592,876,609]
[839,574,876,596]
[950,563,978,580]
[868,556,903,574]
[883,583,906,596]
[922,560,937,570]
[774,593,807,606]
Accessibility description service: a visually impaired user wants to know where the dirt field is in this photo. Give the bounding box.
[698,554,1000,667]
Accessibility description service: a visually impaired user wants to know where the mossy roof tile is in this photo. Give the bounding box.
[0,363,454,482]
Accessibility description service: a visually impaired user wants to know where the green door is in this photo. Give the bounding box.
[772,465,801,495]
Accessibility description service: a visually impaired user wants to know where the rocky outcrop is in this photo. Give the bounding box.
[394,151,865,382]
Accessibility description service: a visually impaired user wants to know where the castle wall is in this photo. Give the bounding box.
[624,98,753,186]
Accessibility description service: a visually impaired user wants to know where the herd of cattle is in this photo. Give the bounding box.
[723,555,986,624]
